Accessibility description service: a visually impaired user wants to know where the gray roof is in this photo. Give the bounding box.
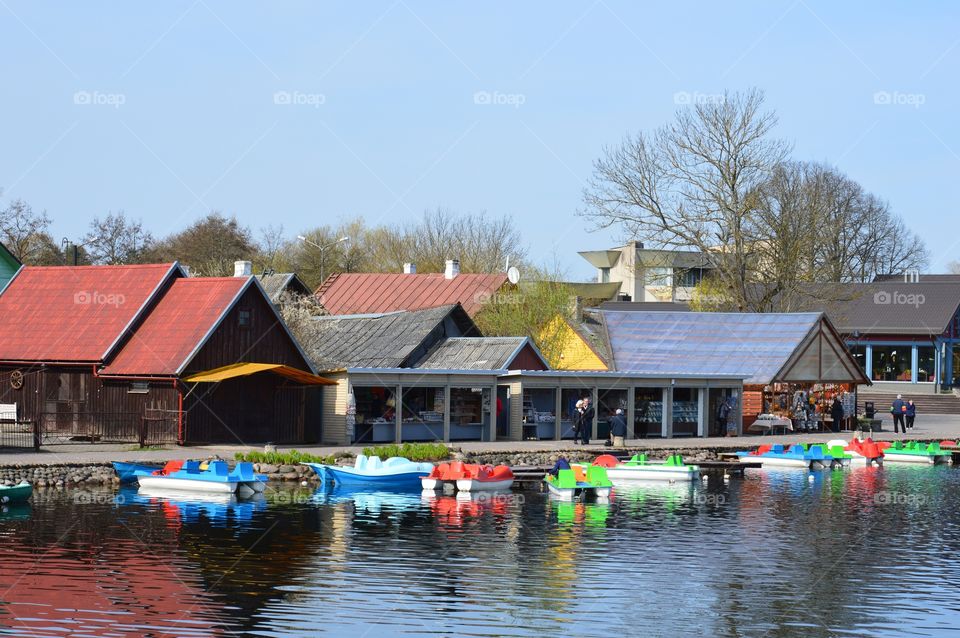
[255,272,311,303]
[302,304,477,371]
[874,274,960,283]
[787,282,960,335]
[414,337,542,370]
[603,310,867,385]
[597,301,691,312]
[568,310,612,366]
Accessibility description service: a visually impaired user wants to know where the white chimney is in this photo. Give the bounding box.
[444,259,460,280]
[403,263,417,274]
[181,265,191,277]
[234,260,253,277]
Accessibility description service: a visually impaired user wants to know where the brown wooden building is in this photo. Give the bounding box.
[0,262,332,446]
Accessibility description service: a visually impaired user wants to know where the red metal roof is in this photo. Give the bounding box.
[316,272,509,316]
[102,277,248,376]
[0,263,176,362]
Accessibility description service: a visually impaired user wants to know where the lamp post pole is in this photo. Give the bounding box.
[297,235,350,283]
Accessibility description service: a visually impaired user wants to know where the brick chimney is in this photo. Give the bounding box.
[234,260,253,277]
[444,259,460,279]
[403,263,417,274]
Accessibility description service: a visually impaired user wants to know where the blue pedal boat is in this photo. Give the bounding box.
[112,461,163,484]
[133,460,268,495]
[302,454,433,489]
[736,444,843,470]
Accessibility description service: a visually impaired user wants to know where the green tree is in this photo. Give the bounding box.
[145,212,256,276]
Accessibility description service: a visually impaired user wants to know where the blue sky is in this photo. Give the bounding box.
[1,1,958,279]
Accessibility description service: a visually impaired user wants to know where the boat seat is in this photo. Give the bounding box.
[807,445,826,459]
[628,453,648,465]
[665,455,684,467]
[182,460,201,473]
[770,444,785,454]
[234,463,256,481]
[209,460,229,476]
[366,456,384,470]
[593,454,619,468]
[555,469,577,489]
[573,465,588,483]
[587,465,612,487]
[926,442,942,453]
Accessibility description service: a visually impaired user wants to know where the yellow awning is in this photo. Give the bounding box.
[183,363,336,386]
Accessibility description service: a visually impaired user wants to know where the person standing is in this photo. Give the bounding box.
[830,396,844,433]
[580,397,595,445]
[572,399,584,444]
[608,408,627,447]
[906,400,916,429]
[891,394,907,434]
[717,397,732,437]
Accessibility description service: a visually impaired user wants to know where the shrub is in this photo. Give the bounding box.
[234,449,349,466]
[361,442,450,462]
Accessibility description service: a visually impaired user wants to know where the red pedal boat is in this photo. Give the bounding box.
[421,461,514,492]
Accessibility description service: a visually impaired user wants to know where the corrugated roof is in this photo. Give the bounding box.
[102,278,247,375]
[0,263,177,362]
[316,272,508,317]
[414,337,534,370]
[786,282,960,335]
[255,272,311,303]
[301,304,477,371]
[603,311,825,384]
[567,310,612,366]
[597,301,691,312]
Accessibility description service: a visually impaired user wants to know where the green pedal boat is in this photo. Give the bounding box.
[880,441,951,465]
[545,465,612,501]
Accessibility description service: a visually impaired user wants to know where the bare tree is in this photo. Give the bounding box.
[0,199,53,264]
[949,260,960,274]
[581,89,790,310]
[84,211,153,265]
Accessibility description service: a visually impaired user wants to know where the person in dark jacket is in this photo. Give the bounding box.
[580,397,595,445]
[548,456,571,477]
[906,400,916,429]
[891,395,907,433]
[830,397,844,433]
[571,399,584,444]
[608,408,627,447]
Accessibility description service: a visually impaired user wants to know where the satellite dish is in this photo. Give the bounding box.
[507,266,521,285]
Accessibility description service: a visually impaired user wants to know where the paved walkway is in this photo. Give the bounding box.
[2,414,958,466]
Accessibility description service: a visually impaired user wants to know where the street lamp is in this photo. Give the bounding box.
[297,235,350,282]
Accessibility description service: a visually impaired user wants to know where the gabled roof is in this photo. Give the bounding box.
[598,301,691,312]
[566,310,612,366]
[101,277,249,376]
[302,304,478,371]
[0,263,179,363]
[316,272,509,317]
[255,272,311,303]
[602,310,868,385]
[786,282,960,335]
[413,336,549,371]
[0,241,21,268]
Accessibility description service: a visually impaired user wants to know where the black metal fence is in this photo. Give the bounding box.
[0,420,40,451]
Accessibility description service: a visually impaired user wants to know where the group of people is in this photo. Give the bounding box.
[891,394,918,434]
[571,397,628,446]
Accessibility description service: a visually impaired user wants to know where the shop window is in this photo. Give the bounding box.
[597,389,627,440]
[352,386,397,443]
[672,387,699,437]
[634,387,664,438]
[449,387,489,441]
[523,388,556,440]
[401,387,444,441]
[846,344,866,372]
[871,346,909,381]
[917,346,936,383]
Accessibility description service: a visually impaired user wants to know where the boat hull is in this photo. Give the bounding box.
[112,461,162,484]
[606,466,699,483]
[0,483,32,504]
[137,476,238,494]
[882,454,948,465]
[456,478,514,492]
[741,456,833,470]
[309,464,427,489]
[545,481,611,501]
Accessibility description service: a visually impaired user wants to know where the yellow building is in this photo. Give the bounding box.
[537,315,608,371]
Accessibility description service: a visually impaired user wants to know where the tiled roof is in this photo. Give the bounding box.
[0,263,177,362]
[300,304,477,371]
[316,272,508,317]
[414,337,536,370]
[101,278,248,376]
[255,272,310,303]
[786,282,960,335]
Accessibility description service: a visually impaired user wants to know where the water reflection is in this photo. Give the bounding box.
[0,467,960,636]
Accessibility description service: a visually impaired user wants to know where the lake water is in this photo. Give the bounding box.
[2,466,960,637]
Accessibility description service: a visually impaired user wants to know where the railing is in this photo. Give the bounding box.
[0,419,40,451]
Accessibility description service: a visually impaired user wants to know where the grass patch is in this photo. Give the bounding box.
[361,442,450,462]
[234,449,350,466]
[127,445,167,452]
